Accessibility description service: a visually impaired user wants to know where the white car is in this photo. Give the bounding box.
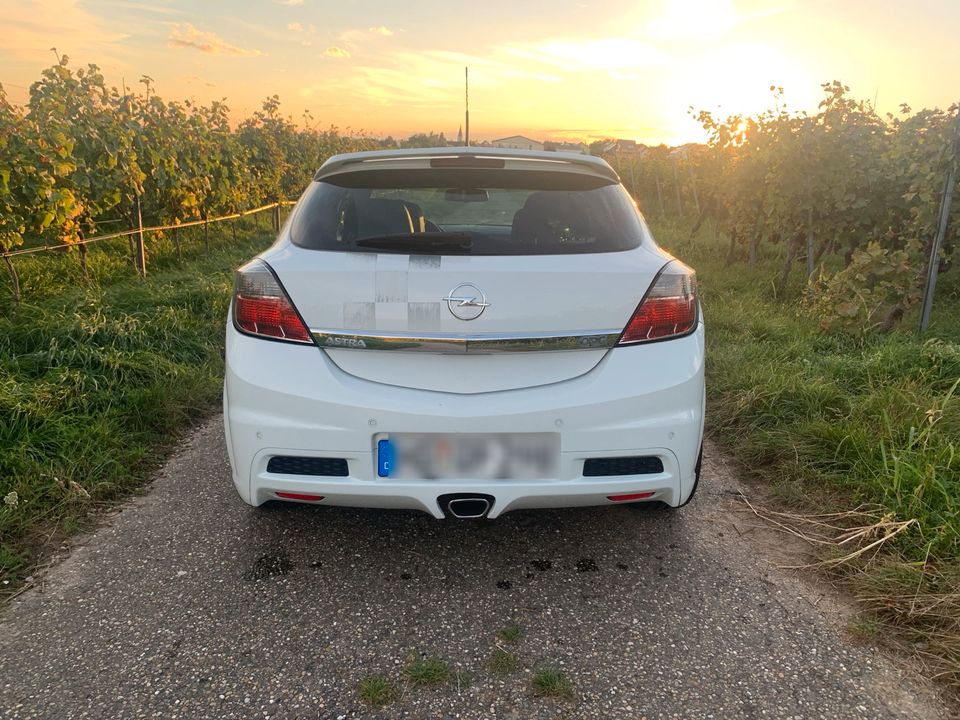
[224,147,704,519]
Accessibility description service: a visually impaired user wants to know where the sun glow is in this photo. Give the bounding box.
[649,0,738,41]
[1,0,956,146]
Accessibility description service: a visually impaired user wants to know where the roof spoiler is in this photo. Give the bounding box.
[313,146,620,183]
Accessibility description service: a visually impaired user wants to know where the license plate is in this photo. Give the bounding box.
[376,433,559,480]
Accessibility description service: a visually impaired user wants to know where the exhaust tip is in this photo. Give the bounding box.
[438,493,495,519]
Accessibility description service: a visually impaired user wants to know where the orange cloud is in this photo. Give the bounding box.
[168,23,263,57]
[324,46,351,59]
[368,26,394,36]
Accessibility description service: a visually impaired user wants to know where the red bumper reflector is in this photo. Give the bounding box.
[607,492,655,502]
[275,492,325,502]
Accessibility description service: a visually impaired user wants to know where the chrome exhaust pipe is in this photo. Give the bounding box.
[438,493,494,519]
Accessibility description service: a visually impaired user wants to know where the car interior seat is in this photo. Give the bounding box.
[511,191,589,251]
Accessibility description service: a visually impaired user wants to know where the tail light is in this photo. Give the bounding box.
[618,261,699,345]
[233,259,313,344]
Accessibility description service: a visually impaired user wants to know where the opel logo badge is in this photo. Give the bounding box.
[443,283,489,321]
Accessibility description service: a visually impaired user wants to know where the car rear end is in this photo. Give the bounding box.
[223,148,704,518]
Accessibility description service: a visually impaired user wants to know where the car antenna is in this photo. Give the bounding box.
[464,66,470,147]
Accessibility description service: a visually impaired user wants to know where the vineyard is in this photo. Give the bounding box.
[1,61,959,689]
[609,82,959,333]
[0,57,386,298]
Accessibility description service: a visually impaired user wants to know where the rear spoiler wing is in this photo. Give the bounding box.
[314,147,620,184]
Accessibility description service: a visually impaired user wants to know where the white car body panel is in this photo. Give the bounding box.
[223,315,704,517]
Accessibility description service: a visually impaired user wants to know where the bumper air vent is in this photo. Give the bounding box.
[266,456,349,477]
[583,456,664,477]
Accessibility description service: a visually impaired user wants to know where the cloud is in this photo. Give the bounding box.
[502,37,665,72]
[368,26,394,36]
[276,0,303,5]
[0,0,129,64]
[168,23,263,57]
[182,74,215,88]
[287,22,303,32]
[324,46,351,59]
[311,47,561,111]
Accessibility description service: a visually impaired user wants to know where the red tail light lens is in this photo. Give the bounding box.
[619,261,699,345]
[233,260,313,344]
[607,492,656,502]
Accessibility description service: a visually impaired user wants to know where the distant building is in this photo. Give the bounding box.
[669,143,703,160]
[543,140,588,154]
[447,125,465,147]
[590,138,643,156]
[490,135,544,151]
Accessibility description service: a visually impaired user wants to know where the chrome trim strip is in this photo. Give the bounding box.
[311,329,621,353]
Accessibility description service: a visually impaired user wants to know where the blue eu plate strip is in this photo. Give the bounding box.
[377,439,394,478]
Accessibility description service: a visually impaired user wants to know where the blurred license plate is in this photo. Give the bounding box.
[376,433,559,480]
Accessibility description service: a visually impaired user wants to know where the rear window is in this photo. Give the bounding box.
[288,169,647,255]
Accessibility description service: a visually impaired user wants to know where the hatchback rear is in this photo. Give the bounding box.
[223,147,704,518]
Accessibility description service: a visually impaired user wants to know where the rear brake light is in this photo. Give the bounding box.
[430,156,505,168]
[233,260,313,344]
[618,261,698,345]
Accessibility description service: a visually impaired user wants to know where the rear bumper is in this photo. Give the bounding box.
[223,321,705,517]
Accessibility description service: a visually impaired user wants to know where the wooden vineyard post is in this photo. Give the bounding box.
[135,194,147,277]
[654,169,665,217]
[2,254,20,304]
[687,163,700,216]
[173,226,181,263]
[77,229,89,280]
[919,158,956,332]
[672,160,683,218]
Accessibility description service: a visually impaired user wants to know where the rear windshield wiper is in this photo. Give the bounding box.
[354,232,473,253]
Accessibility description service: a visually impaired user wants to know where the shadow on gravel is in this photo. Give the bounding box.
[235,501,692,592]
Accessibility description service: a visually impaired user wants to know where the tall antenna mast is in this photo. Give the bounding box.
[464,66,470,147]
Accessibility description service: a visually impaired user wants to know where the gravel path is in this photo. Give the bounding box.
[0,419,947,719]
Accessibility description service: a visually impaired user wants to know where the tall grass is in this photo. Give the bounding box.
[655,218,960,688]
[0,223,272,589]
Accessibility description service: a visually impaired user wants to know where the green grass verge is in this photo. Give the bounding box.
[654,218,960,690]
[0,222,273,592]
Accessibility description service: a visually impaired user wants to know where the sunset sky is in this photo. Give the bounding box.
[1,0,957,145]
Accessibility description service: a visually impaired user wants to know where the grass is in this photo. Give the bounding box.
[356,675,399,707]
[403,654,453,686]
[488,647,519,675]
[653,217,960,692]
[498,623,523,644]
[531,667,574,699]
[0,220,275,593]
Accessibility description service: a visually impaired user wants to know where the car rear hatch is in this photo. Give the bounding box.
[260,151,669,394]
